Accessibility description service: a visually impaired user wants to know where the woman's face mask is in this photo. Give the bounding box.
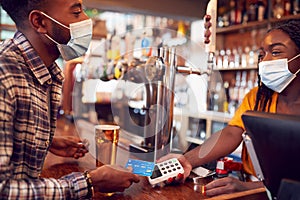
[40,12,93,61]
[258,54,300,93]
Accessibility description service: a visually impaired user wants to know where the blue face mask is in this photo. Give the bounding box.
[258,54,300,93]
[41,12,93,61]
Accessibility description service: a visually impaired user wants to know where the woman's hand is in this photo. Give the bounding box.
[157,153,192,184]
[49,136,88,159]
[204,176,265,197]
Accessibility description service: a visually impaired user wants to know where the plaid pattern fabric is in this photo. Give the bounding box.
[0,31,88,199]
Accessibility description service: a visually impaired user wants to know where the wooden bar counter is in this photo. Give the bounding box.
[41,117,268,200]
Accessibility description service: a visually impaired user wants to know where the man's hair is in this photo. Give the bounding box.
[0,0,47,29]
[254,19,300,112]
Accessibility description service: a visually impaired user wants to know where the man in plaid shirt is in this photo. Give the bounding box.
[0,0,140,199]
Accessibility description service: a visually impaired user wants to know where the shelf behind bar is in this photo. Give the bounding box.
[216,14,300,34]
[216,20,269,34]
[213,66,258,71]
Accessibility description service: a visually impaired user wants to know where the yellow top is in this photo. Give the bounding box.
[228,86,278,176]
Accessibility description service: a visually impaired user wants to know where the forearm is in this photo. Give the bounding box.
[184,126,243,169]
[184,145,203,168]
[0,172,88,199]
[183,144,226,168]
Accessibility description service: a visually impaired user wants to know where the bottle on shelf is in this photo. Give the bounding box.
[217,16,225,28]
[248,1,257,22]
[219,49,226,69]
[235,0,243,24]
[213,82,226,112]
[273,0,285,19]
[124,31,135,63]
[293,0,300,15]
[229,0,236,25]
[223,81,230,113]
[248,47,255,67]
[223,49,230,68]
[241,47,248,68]
[229,0,242,25]
[228,75,237,115]
[246,70,256,94]
[213,83,220,111]
[238,71,247,104]
[228,49,235,68]
[216,50,222,69]
[229,71,241,114]
[217,0,228,27]
[256,0,266,21]
[284,0,292,16]
[233,48,240,68]
[141,30,153,59]
[106,29,121,61]
[241,0,248,24]
[223,15,230,27]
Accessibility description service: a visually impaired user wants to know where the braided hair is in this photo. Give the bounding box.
[254,19,300,111]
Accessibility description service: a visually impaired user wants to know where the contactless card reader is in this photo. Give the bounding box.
[148,158,184,186]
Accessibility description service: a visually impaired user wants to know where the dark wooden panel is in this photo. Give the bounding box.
[83,0,210,21]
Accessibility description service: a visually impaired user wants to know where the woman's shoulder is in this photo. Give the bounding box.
[243,86,259,101]
[249,86,259,94]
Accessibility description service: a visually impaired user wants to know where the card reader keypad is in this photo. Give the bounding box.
[148,158,184,186]
[158,159,183,176]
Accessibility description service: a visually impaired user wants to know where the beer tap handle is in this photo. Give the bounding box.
[176,66,208,76]
[205,0,217,53]
[205,0,217,74]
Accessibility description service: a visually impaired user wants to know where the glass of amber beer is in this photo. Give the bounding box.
[95,124,120,166]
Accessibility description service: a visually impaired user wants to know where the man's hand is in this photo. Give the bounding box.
[90,165,140,193]
[49,136,88,159]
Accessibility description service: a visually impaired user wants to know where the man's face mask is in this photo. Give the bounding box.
[40,12,93,61]
[258,54,300,93]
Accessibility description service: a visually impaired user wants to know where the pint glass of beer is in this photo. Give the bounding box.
[95,124,120,166]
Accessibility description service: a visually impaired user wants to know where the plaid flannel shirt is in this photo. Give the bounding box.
[0,31,88,199]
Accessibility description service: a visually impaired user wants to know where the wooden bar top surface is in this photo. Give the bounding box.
[41,117,268,200]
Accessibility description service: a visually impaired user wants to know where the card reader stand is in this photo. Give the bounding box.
[242,132,265,181]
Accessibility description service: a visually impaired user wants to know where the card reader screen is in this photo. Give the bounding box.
[150,165,162,179]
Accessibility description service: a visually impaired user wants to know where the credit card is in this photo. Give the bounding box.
[125,159,155,176]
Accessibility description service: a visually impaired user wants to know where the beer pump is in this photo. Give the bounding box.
[111,0,217,161]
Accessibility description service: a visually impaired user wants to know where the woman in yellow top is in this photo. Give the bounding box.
[161,18,300,196]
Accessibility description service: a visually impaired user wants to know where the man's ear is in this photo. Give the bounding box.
[28,10,47,34]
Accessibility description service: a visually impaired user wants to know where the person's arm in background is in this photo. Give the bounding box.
[175,86,259,177]
[184,125,243,168]
[161,125,244,182]
[183,125,265,196]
